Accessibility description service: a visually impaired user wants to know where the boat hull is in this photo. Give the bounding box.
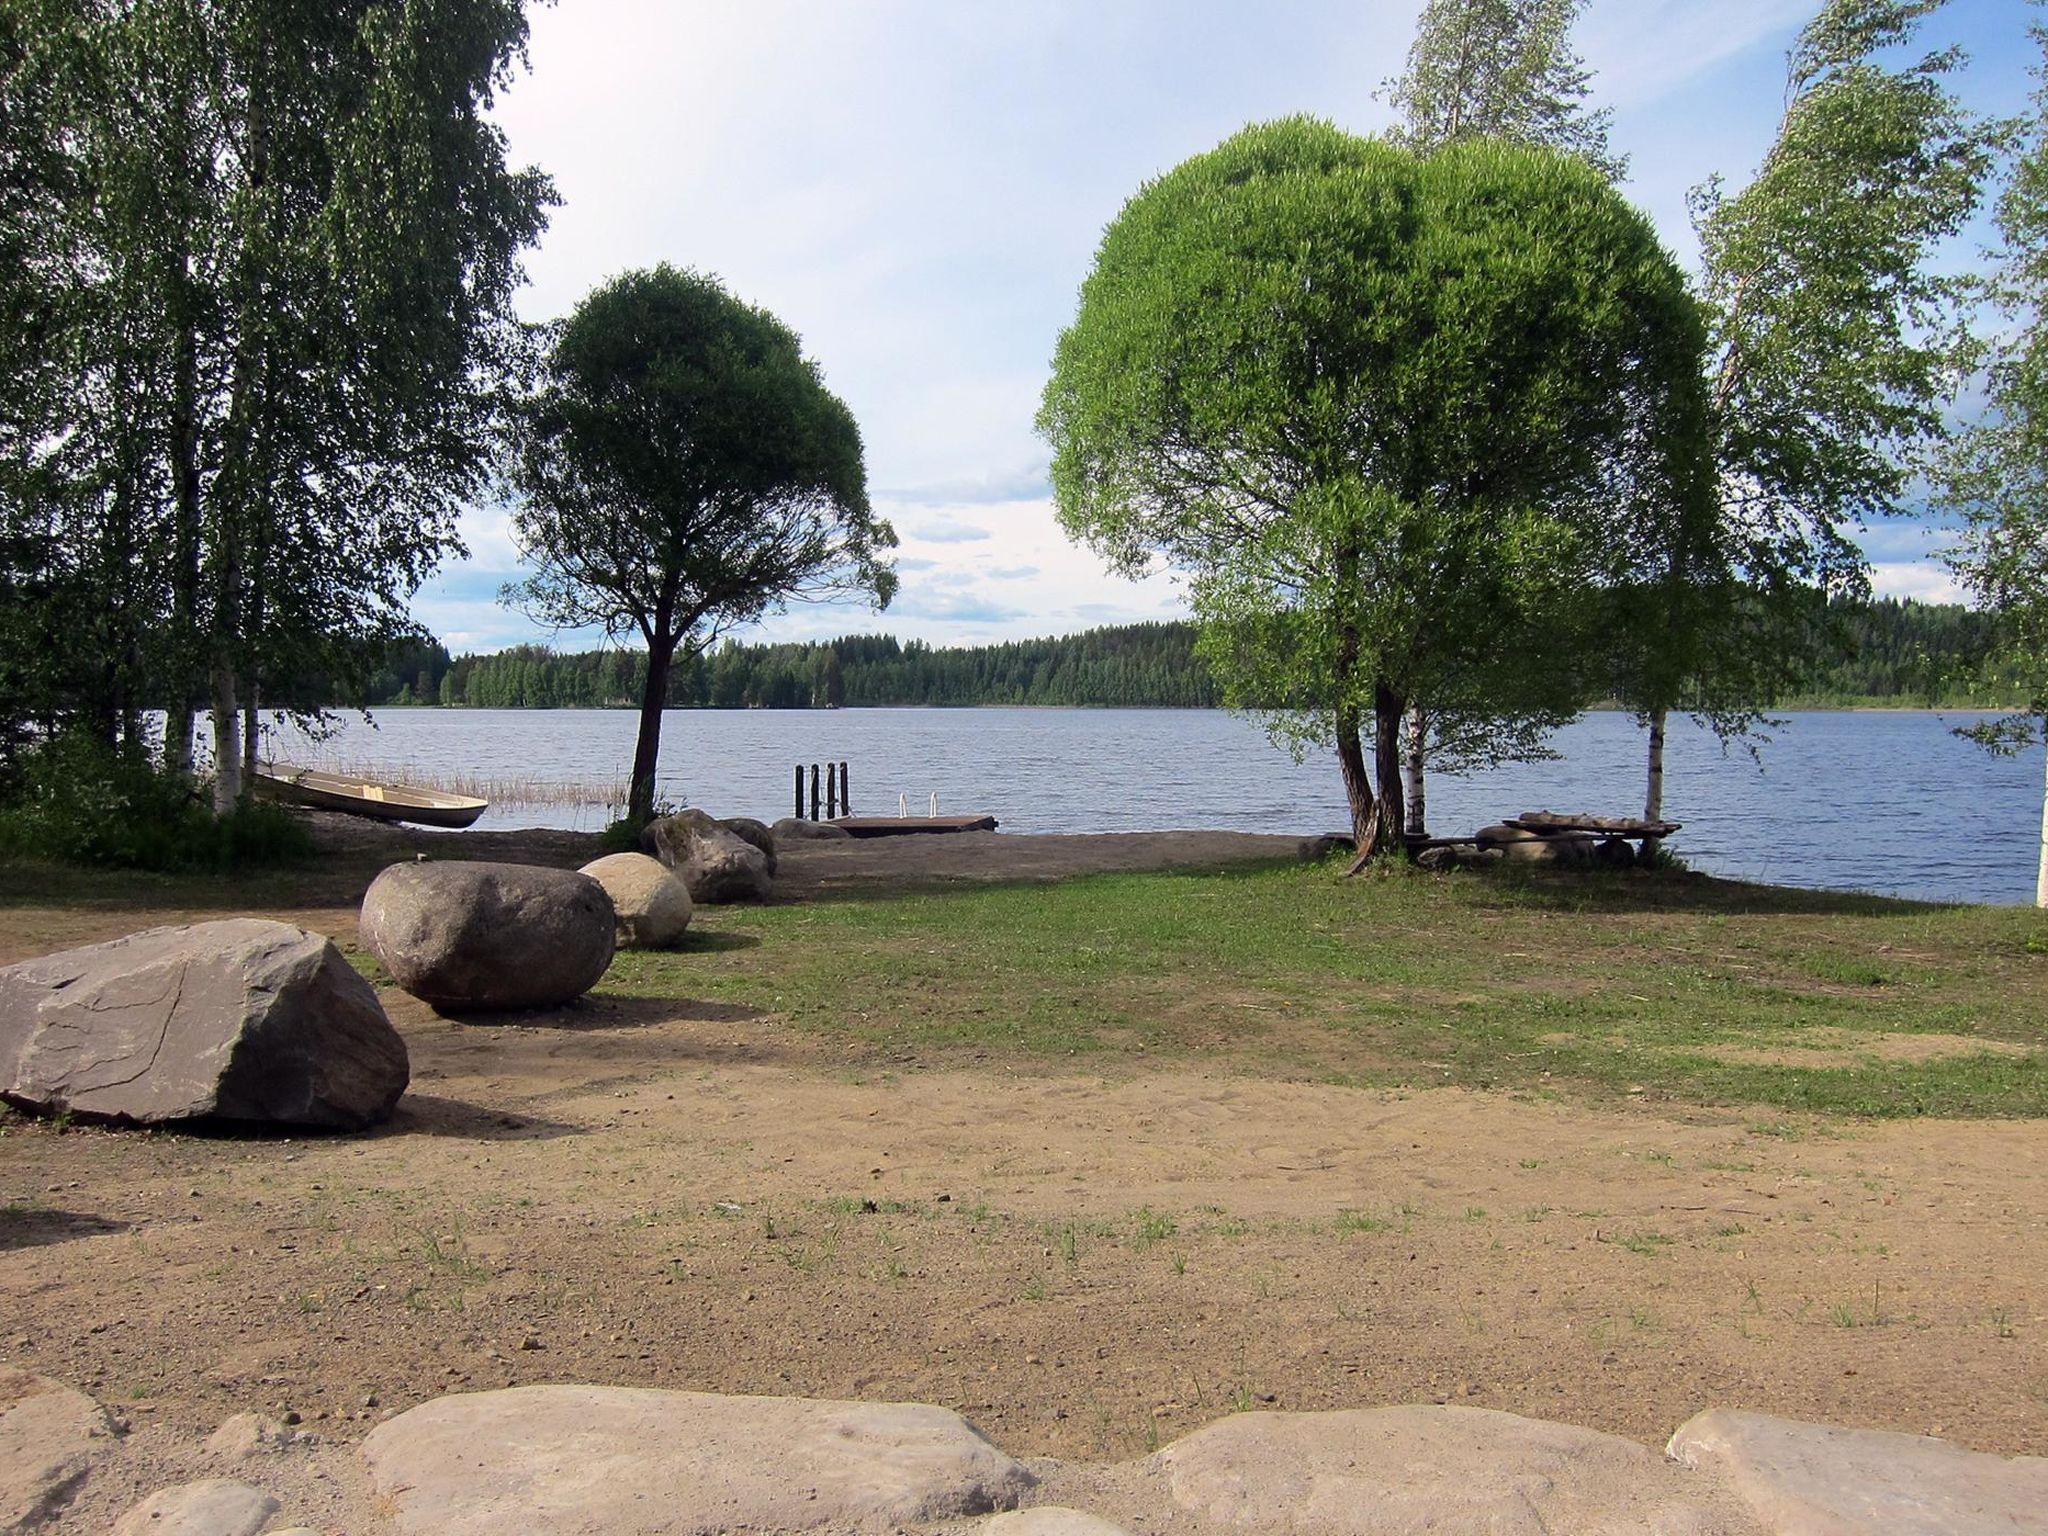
[255,769,488,830]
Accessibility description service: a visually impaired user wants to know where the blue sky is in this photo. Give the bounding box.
[420,0,2037,655]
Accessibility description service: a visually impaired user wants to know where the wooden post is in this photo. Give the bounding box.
[794,764,804,820]
[809,762,820,821]
[839,760,850,815]
[826,762,838,819]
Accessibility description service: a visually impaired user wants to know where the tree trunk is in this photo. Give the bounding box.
[1402,706,1426,837]
[1335,709,1378,866]
[1644,708,1667,821]
[210,665,241,813]
[164,253,202,779]
[629,638,674,824]
[1374,681,1406,851]
[2037,733,2047,910]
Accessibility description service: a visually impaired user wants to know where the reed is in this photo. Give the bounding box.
[292,758,629,810]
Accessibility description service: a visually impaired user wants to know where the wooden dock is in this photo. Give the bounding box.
[831,815,998,838]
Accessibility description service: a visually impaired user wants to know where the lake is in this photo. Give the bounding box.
[267,706,2046,907]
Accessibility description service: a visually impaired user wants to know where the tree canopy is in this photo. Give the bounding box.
[506,264,896,821]
[1040,118,1708,856]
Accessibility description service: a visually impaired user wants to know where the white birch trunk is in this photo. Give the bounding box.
[1402,707,1427,837]
[1644,709,1667,822]
[2037,735,2047,909]
[210,667,242,814]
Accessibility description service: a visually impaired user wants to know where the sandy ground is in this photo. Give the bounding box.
[1,819,2044,1530]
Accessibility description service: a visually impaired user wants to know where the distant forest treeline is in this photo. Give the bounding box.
[361,601,2026,712]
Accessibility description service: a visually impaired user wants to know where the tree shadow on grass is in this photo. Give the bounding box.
[0,1206,128,1251]
[434,993,771,1032]
[1455,866,1967,919]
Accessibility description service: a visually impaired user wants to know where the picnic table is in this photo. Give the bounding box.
[1502,811,1681,839]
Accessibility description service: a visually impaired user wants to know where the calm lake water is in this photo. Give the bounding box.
[267,707,2046,907]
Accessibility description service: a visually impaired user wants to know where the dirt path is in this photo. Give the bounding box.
[4,1009,2042,1467]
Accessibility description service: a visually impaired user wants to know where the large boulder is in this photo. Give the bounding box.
[645,810,773,904]
[773,816,852,842]
[360,862,615,1013]
[578,853,693,948]
[359,1386,1035,1535]
[0,921,407,1130]
[720,816,779,874]
[1669,1408,2048,1536]
[0,1369,117,1532]
[1151,1405,1746,1535]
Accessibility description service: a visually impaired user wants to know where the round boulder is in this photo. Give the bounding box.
[360,862,615,1013]
[578,853,693,949]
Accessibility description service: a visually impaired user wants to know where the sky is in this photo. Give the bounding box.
[417,0,2039,656]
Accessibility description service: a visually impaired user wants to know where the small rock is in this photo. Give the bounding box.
[203,1411,295,1462]
[1668,1408,2048,1536]
[110,1479,278,1536]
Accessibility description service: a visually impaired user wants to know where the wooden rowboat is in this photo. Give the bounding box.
[255,765,488,830]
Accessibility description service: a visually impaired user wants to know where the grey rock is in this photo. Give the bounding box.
[773,817,852,841]
[720,816,779,874]
[1668,1408,2048,1536]
[1153,1405,1745,1535]
[1416,846,1458,872]
[1474,823,1543,848]
[983,1509,1134,1535]
[0,921,406,1130]
[0,1370,115,1533]
[646,810,774,904]
[203,1411,300,1463]
[360,861,615,1013]
[359,1385,1035,1534]
[578,853,693,949]
[1594,837,1638,870]
[110,1479,278,1536]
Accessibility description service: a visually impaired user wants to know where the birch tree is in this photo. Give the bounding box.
[1940,8,2048,904]
[1385,0,1623,179]
[1630,0,2000,824]
[0,0,551,812]
[1381,0,1621,831]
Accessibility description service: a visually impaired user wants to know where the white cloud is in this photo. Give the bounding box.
[1870,563,1965,605]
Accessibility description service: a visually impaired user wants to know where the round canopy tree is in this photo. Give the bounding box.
[1039,118,1708,857]
[507,265,896,822]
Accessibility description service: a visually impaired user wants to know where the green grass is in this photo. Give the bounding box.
[598,859,2048,1119]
